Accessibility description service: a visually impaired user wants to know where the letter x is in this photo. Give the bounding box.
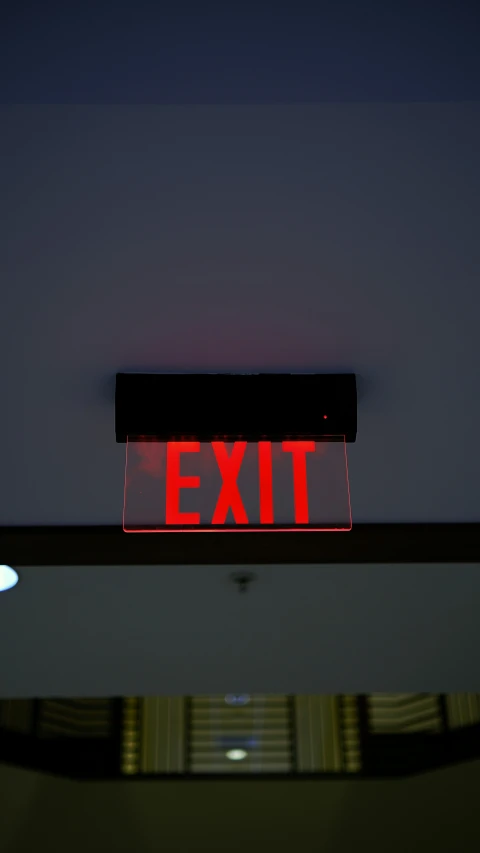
[211,442,248,524]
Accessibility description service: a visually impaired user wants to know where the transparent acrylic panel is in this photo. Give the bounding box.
[123,438,351,532]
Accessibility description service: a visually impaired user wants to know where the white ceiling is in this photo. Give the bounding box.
[1,104,480,526]
[1,562,479,697]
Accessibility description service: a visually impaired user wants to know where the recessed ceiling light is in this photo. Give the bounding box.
[0,565,19,592]
[226,749,247,761]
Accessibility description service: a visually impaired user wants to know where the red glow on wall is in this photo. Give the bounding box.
[136,441,166,477]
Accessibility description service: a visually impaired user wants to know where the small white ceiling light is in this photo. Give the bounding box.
[226,749,248,761]
[0,565,19,592]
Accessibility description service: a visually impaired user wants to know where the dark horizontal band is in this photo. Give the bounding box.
[1,524,479,566]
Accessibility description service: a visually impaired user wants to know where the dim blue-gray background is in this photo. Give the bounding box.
[1,104,479,524]
[1,5,480,696]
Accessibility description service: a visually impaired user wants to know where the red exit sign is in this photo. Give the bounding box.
[123,439,351,532]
